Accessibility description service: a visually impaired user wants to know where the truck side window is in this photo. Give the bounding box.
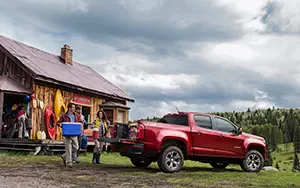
[194,115,212,129]
[160,115,188,126]
[215,117,236,133]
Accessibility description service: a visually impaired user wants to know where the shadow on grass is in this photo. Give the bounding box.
[77,162,242,174]
[182,166,242,173]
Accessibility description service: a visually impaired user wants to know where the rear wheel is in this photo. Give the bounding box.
[130,157,152,168]
[210,162,229,169]
[157,146,184,173]
[241,150,264,172]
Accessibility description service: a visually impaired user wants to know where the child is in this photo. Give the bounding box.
[128,122,138,141]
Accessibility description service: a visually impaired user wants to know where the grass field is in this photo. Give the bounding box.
[272,143,295,172]
[0,144,299,188]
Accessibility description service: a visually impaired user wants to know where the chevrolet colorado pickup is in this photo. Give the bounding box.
[101,112,267,173]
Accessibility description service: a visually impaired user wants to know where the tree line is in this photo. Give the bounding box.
[214,107,300,153]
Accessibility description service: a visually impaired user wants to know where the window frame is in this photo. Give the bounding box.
[159,115,188,127]
[213,117,238,134]
[193,114,213,130]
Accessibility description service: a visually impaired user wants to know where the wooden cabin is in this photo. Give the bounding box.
[0,35,134,141]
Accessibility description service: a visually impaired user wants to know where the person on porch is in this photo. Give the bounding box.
[15,104,29,139]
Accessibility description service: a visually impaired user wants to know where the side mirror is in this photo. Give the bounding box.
[237,127,242,135]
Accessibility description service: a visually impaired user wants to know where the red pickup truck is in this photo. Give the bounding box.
[102,112,267,173]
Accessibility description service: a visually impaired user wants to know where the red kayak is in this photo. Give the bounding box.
[44,104,56,140]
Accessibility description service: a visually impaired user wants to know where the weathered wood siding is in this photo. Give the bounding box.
[30,84,104,139]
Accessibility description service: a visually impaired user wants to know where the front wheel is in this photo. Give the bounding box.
[157,146,184,173]
[210,162,229,169]
[241,150,264,172]
[130,157,152,168]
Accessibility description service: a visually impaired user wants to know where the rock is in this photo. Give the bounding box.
[262,166,279,172]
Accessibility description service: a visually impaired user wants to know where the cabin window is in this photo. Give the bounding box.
[117,110,125,123]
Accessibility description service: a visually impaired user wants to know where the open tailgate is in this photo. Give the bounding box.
[99,137,135,144]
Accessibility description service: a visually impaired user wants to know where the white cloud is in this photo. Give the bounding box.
[212,42,257,61]
[216,0,267,16]
[119,0,163,12]
[193,33,300,77]
[65,0,88,13]
[264,0,300,33]
[104,71,198,90]
[216,0,268,32]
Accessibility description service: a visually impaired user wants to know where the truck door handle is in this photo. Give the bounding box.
[218,134,224,138]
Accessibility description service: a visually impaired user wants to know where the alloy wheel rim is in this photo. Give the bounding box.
[246,154,261,171]
[165,151,181,170]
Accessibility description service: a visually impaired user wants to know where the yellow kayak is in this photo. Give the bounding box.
[54,89,66,140]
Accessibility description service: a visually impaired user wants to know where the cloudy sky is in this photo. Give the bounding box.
[1,0,300,120]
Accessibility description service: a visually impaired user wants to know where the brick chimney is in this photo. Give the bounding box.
[61,44,73,65]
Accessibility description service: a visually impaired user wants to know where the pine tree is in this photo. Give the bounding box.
[293,152,299,172]
[279,129,284,144]
[289,109,297,142]
[240,113,245,124]
[283,112,292,142]
[266,108,272,124]
[271,111,278,126]
[279,119,283,131]
[265,149,273,166]
[271,126,279,151]
[230,115,235,124]
[294,125,300,153]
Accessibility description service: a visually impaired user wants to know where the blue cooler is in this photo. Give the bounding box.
[62,122,81,136]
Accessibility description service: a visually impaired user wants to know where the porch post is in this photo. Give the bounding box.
[0,92,4,138]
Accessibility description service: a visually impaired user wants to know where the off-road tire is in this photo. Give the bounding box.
[157,146,184,173]
[241,150,264,172]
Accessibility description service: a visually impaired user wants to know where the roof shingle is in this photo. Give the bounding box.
[0,35,133,102]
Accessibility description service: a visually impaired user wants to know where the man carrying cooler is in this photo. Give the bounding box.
[58,103,83,168]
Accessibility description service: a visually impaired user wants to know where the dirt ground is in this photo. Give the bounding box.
[0,161,172,188]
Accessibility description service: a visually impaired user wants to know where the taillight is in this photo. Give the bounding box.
[137,123,145,139]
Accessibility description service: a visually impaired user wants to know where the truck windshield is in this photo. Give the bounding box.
[158,115,188,126]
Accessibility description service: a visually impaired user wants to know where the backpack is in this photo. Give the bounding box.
[80,136,88,149]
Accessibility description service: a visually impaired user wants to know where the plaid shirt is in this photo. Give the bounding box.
[58,112,82,124]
